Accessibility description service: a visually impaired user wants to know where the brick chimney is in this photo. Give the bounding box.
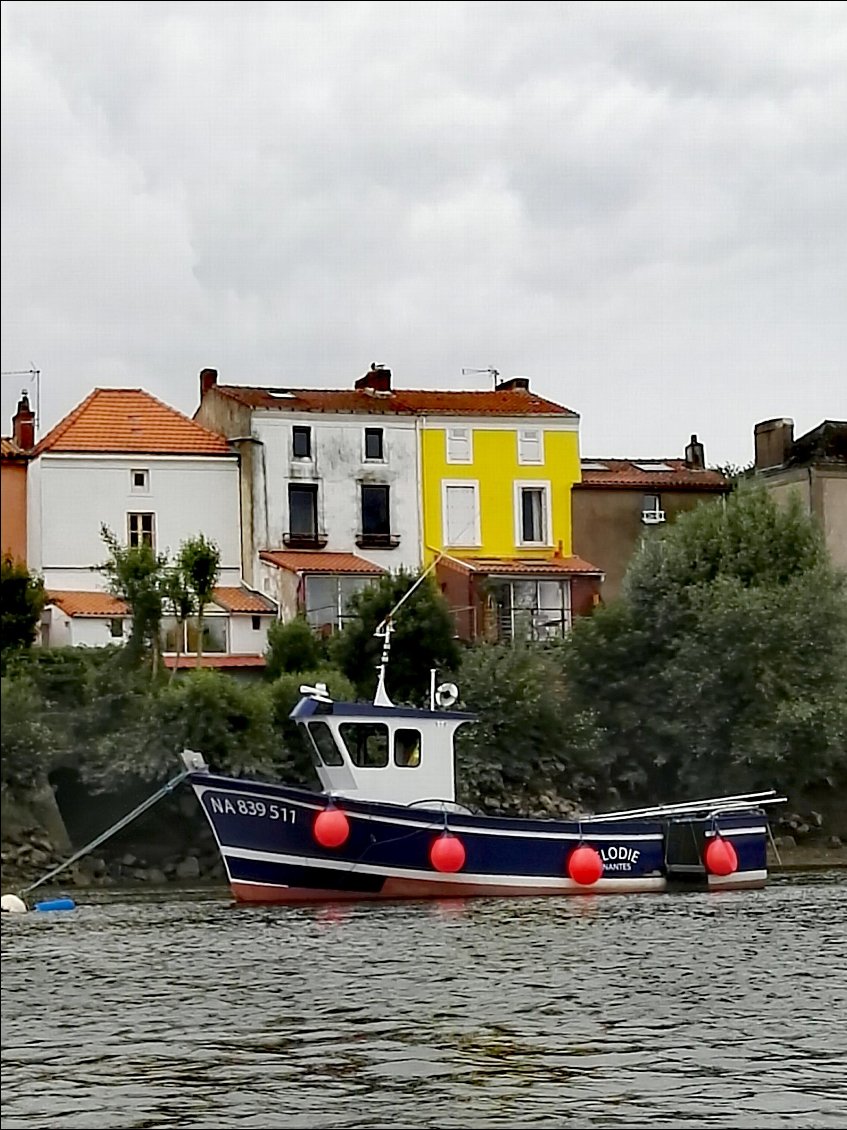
[754,418,794,470]
[12,391,35,450]
[684,433,705,470]
[495,376,530,392]
[355,363,392,392]
[199,367,218,398]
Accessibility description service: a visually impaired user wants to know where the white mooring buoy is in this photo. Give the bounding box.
[1,894,28,914]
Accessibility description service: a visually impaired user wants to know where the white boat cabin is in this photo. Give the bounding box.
[290,684,475,807]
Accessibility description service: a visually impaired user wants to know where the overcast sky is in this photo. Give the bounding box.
[2,1,845,465]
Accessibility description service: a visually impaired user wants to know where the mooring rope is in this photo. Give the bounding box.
[18,768,191,899]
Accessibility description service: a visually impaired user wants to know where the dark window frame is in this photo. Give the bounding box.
[288,483,319,537]
[365,427,384,461]
[361,483,390,537]
[292,426,312,459]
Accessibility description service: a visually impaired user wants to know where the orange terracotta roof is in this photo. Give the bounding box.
[2,437,29,459]
[577,459,729,490]
[214,385,576,418]
[211,586,277,614]
[440,555,603,577]
[33,389,232,456]
[260,550,385,575]
[48,590,129,617]
[163,654,267,669]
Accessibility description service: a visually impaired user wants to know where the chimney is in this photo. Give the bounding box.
[495,376,530,392]
[200,367,218,398]
[12,390,35,450]
[684,433,705,470]
[355,363,392,393]
[754,418,794,470]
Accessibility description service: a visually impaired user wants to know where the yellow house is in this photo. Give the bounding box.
[416,376,603,642]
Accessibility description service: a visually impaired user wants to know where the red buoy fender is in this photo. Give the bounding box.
[430,832,466,873]
[313,806,350,849]
[704,835,737,876]
[568,844,603,886]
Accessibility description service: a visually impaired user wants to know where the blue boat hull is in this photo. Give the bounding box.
[190,773,771,903]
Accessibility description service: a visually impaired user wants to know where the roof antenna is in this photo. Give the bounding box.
[462,367,500,390]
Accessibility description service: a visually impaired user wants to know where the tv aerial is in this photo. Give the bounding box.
[462,367,500,389]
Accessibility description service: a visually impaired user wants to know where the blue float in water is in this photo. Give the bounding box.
[34,898,76,913]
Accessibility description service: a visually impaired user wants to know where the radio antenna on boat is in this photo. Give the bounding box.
[373,553,445,708]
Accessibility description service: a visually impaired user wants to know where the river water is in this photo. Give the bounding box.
[2,874,846,1130]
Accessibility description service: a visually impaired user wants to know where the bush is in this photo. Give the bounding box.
[265,616,325,679]
[1,675,55,791]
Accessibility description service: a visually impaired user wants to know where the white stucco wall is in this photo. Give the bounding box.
[229,614,273,655]
[249,413,422,572]
[32,454,241,590]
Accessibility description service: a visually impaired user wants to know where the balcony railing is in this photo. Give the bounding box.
[641,509,666,525]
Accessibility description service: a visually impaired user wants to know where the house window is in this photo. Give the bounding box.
[130,469,149,493]
[642,494,666,524]
[109,618,124,639]
[128,512,155,549]
[517,429,543,465]
[161,617,227,654]
[292,426,312,459]
[361,484,390,537]
[289,484,318,537]
[491,578,572,642]
[443,482,480,547]
[364,428,384,461]
[340,722,389,768]
[446,427,472,464]
[515,483,550,545]
[305,575,373,632]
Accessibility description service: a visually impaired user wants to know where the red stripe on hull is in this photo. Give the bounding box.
[233,877,611,903]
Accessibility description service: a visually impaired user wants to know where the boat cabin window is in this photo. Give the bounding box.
[339,723,389,768]
[307,721,344,766]
[394,728,422,768]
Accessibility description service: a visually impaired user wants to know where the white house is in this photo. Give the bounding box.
[28,388,276,664]
[194,365,425,629]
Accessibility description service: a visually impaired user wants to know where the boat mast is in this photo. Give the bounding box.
[373,553,444,708]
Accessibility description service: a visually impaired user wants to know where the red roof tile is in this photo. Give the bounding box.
[214,385,576,418]
[33,389,232,456]
[211,586,277,614]
[48,590,129,617]
[577,459,729,490]
[163,654,267,669]
[440,555,603,577]
[260,550,385,575]
[1,437,29,459]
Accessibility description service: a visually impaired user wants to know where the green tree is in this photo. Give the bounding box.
[455,642,607,814]
[162,564,195,681]
[0,674,55,791]
[563,484,847,802]
[99,526,167,675]
[265,615,324,680]
[331,569,460,703]
[178,535,221,666]
[1,555,46,665]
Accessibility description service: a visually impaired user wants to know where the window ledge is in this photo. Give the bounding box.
[356,532,401,549]
[283,532,329,549]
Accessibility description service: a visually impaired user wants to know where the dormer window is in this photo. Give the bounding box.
[292,426,312,459]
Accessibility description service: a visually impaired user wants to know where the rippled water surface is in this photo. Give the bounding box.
[2,875,846,1129]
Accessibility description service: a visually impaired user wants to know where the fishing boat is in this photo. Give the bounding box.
[184,600,785,904]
